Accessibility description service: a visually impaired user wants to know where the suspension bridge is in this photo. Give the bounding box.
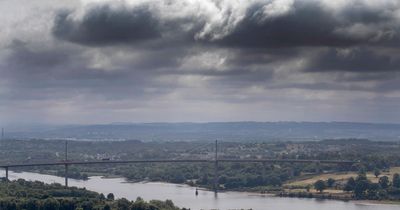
[0,140,358,192]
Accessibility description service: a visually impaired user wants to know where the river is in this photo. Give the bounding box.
[1,170,399,210]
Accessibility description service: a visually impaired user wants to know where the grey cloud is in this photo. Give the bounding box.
[215,2,354,48]
[30,0,400,89]
[214,1,400,48]
[50,0,400,55]
[52,5,161,46]
[333,71,398,83]
[306,48,400,73]
[1,41,170,101]
[52,1,400,49]
[340,5,392,24]
[7,41,66,67]
[3,41,111,82]
[3,0,400,124]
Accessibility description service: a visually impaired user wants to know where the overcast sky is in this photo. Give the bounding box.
[1,0,400,125]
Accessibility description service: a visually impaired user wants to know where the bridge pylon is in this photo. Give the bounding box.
[213,140,218,193]
[65,141,68,187]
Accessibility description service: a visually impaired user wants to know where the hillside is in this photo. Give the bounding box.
[5,122,400,141]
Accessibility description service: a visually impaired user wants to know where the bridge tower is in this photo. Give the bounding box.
[65,140,69,187]
[2,128,8,181]
[213,140,218,193]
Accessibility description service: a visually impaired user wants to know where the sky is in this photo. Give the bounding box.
[1,0,400,125]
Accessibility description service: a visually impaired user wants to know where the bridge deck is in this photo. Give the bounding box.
[0,159,357,168]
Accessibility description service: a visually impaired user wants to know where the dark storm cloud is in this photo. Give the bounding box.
[216,1,399,48]
[53,5,161,46]
[4,0,400,124]
[51,1,400,49]
[215,2,356,48]
[35,0,400,86]
[51,0,400,50]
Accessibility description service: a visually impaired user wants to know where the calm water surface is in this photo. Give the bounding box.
[1,170,399,210]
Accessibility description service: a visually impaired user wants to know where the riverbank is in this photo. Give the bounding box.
[184,180,400,207]
[7,169,400,207]
[276,190,400,206]
[353,200,400,206]
[3,169,400,210]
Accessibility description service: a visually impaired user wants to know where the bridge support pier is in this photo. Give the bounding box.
[64,140,69,187]
[214,160,218,193]
[65,164,68,187]
[262,162,266,183]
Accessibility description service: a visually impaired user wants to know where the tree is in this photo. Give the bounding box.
[268,175,282,187]
[131,197,149,210]
[199,174,208,185]
[107,193,115,200]
[379,176,389,189]
[344,177,356,192]
[356,173,367,182]
[25,199,39,210]
[374,168,381,178]
[354,179,370,199]
[358,167,367,177]
[305,185,310,192]
[165,199,174,208]
[327,178,335,188]
[377,189,388,200]
[2,200,17,210]
[103,204,111,210]
[81,201,93,210]
[314,180,326,193]
[98,193,106,200]
[60,199,75,210]
[116,198,130,210]
[43,198,60,210]
[171,173,185,184]
[366,183,380,199]
[393,173,400,188]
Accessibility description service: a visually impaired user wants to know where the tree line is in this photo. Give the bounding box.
[0,179,187,210]
[313,172,400,200]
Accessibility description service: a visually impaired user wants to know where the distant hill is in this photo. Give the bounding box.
[4,122,400,142]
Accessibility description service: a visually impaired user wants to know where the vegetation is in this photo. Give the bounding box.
[0,138,399,202]
[374,168,381,178]
[280,171,400,202]
[0,179,186,210]
[313,180,326,192]
[342,172,400,200]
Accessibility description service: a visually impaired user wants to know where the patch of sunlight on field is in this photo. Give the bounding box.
[285,167,400,187]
